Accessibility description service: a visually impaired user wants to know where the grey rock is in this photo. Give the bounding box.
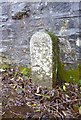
[11,3,30,20]
[0,2,80,66]
[59,37,77,63]
[61,28,79,36]
[0,24,5,27]
[0,46,8,53]
[0,15,8,22]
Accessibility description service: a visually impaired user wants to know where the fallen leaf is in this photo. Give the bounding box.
[79,106,81,114]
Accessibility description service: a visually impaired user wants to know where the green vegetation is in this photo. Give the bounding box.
[0,63,11,70]
[0,63,31,79]
[58,62,80,84]
[18,66,31,77]
[48,32,80,87]
[48,32,60,88]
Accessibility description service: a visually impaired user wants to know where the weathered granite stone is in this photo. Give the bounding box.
[30,31,52,88]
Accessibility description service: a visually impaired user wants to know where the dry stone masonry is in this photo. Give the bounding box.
[30,31,52,88]
[0,2,81,66]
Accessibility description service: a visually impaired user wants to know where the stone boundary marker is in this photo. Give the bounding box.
[30,31,78,89]
[30,31,52,89]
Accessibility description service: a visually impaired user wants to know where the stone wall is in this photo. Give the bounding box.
[0,2,81,66]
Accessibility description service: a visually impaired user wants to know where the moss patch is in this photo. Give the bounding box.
[48,32,60,87]
[58,62,80,84]
[47,32,80,87]
[18,66,31,77]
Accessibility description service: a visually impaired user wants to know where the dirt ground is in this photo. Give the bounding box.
[0,65,81,120]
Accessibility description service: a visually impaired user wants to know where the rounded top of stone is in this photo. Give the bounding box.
[30,31,52,43]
